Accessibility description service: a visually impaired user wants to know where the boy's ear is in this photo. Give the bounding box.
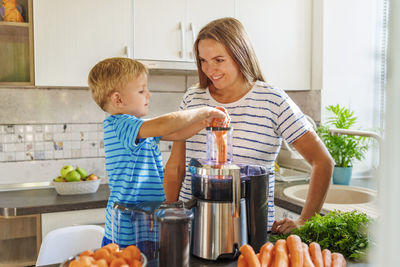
[109,91,123,107]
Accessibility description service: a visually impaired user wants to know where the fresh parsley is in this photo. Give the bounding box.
[269,210,372,261]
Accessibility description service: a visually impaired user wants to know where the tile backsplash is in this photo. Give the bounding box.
[0,123,104,162]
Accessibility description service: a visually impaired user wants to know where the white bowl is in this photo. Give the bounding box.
[52,179,101,195]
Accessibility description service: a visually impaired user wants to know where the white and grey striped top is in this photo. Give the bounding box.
[178,80,312,229]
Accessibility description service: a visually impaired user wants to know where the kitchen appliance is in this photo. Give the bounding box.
[111,201,192,267]
[156,207,193,267]
[189,127,271,260]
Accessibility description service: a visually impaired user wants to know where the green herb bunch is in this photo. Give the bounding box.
[270,210,372,260]
[317,104,369,168]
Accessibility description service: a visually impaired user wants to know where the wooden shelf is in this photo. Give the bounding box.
[0,21,29,27]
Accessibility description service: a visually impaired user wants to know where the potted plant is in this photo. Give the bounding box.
[317,105,370,185]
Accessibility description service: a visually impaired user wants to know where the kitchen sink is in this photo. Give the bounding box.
[283,184,377,218]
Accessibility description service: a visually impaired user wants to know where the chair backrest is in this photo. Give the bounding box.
[35,224,104,266]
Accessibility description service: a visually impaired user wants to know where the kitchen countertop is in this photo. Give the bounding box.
[0,182,306,217]
[0,177,376,217]
[0,184,110,217]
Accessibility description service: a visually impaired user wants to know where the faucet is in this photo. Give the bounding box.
[329,128,382,172]
[329,128,382,145]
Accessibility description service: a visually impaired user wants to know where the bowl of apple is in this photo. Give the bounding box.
[52,165,101,195]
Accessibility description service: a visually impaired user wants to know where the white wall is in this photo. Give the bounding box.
[321,0,383,175]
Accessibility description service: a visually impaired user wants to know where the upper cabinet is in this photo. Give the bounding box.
[133,0,235,62]
[236,0,316,91]
[0,0,34,85]
[33,0,133,87]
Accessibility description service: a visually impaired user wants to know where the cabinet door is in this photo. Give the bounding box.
[236,0,312,90]
[186,0,235,60]
[33,0,132,87]
[133,0,186,61]
[41,208,106,240]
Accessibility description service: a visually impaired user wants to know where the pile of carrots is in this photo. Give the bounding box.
[238,235,346,267]
[68,243,142,267]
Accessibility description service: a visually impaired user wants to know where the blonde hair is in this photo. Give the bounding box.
[194,17,265,89]
[88,57,148,111]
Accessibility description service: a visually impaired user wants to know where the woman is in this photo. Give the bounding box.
[164,17,334,234]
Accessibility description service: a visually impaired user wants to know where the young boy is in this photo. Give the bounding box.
[88,57,227,249]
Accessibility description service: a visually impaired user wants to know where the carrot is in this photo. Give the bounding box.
[273,239,289,267]
[322,249,332,267]
[309,242,323,267]
[302,243,315,267]
[240,244,261,267]
[79,249,94,257]
[211,106,230,164]
[93,248,112,264]
[131,259,142,267]
[331,252,346,267]
[259,242,274,267]
[103,243,120,254]
[238,254,249,267]
[286,235,303,267]
[94,259,108,267]
[124,245,141,261]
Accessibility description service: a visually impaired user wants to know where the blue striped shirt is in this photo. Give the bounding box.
[103,114,165,245]
[179,81,312,230]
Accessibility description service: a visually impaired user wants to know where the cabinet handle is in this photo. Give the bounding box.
[189,23,196,58]
[125,45,131,58]
[179,21,185,58]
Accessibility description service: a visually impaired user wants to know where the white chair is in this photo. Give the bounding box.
[35,225,104,266]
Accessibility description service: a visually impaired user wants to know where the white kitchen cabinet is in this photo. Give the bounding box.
[41,208,106,240]
[133,0,235,62]
[33,0,133,87]
[235,0,317,91]
[275,205,300,221]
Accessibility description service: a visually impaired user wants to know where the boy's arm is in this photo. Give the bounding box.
[137,107,225,139]
[161,120,205,141]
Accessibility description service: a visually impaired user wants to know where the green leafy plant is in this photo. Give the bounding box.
[317,105,370,168]
[269,210,373,261]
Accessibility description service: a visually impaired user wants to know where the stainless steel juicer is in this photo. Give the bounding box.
[189,127,271,260]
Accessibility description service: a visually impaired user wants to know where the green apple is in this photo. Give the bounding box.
[65,170,81,182]
[60,165,74,178]
[76,167,88,179]
[53,176,65,182]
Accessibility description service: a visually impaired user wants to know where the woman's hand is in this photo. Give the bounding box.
[271,217,305,234]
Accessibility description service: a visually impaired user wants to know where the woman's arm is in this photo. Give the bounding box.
[164,141,187,202]
[138,107,225,139]
[272,130,334,234]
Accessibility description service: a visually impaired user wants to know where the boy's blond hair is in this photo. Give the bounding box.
[88,57,148,111]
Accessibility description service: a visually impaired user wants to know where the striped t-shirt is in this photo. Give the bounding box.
[178,80,312,229]
[103,114,165,246]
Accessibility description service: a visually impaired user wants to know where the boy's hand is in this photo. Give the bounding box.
[204,107,230,126]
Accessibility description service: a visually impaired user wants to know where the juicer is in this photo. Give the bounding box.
[189,127,271,260]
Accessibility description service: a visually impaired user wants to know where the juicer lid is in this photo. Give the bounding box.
[113,201,164,214]
[189,158,269,177]
[155,208,193,223]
